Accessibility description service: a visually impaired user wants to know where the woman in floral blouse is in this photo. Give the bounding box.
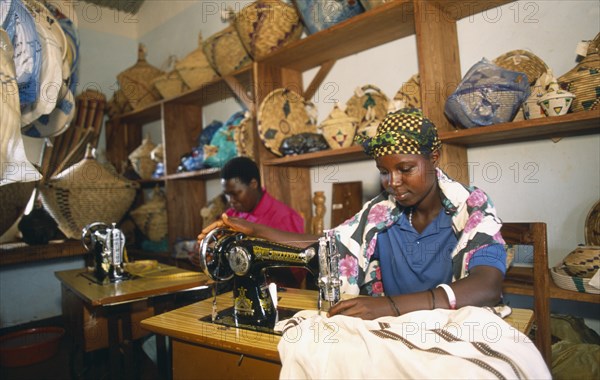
[198,108,507,320]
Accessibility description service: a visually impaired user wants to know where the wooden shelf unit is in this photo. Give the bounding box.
[104,1,599,310]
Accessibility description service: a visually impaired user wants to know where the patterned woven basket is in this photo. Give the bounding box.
[128,135,157,180]
[346,84,389,132]
[39,145,139,239]
[0,180,37,237]
[231,0,303,60]
[493,50,549,85]
[320,103,359,149]
[393,74,421,110]
[585,200,600,246]
[129,186,168,242]
[117,44,164,110]
[233,111,256,160]
[152,56,189,100]
[175,33,219,89]
[203,25,252,76]
[563,246,600,278]
[257,88,318,156]
[558,33,600,112]
[551,265,600,294]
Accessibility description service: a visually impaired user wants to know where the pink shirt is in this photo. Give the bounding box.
[225,190,304,233]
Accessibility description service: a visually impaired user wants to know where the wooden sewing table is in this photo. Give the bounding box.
[141,288,534,379]
[55,265,210,379]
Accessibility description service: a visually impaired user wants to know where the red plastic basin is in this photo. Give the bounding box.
[0,327,65,367]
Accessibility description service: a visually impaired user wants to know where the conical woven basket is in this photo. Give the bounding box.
[232,0,303,60]
[39,145,139,239]
[129,186,167,242]
[558,33,600,112]
[175,33,219,89]
[117,44,164,110]
[203,25,252,76]
[128,135,157,180]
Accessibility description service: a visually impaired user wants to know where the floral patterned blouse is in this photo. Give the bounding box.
[332,168,506,296]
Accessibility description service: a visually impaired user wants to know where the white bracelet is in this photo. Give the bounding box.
[436,284,457,310]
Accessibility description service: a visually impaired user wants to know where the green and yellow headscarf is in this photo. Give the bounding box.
[356,108,441,158]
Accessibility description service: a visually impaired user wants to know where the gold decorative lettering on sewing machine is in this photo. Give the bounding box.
[198,228,341,328]
[81,222,131,285]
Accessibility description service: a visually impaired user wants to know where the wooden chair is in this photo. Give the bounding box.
[501,222,552,366]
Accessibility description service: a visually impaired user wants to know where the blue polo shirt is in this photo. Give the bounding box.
[373,209,506,296]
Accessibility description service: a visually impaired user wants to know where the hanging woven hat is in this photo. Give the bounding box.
[117,44,164,110]
[39,144,139,239]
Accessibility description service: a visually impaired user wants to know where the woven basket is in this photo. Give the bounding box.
[393,74,421,110]
[175,33,219,89]
[0,181,37,237]
[345,84,389,131]
[107,89,133,118]
[203,25,252,76]
[117,44,164,110]
[585,200,600,246]
[551,264,600,294]
[558,33,600,112]
[233,112,256,160]
[152,61,189,100]
[257,88,318,156]
[129,186,168,242]
[128,135,157,180]
[320,103,359,149]
[232,0,303,60]
[493,50,549,85]
[563,246,600,278]
[39,145,139,239]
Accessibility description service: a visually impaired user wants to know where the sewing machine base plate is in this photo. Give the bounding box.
[199,306,299,335]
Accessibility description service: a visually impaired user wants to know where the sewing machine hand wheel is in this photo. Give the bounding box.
[81,222,109,250]
[198,228,235,281]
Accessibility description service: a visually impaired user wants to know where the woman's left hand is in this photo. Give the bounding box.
[327,297,394,320]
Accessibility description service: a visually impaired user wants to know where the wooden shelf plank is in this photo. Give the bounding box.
[163,168,221,181]
[0,240,87,267]
[260,0,513,71]
[439,110,600,147]
[503,267,600,304]
[263,145,369,167]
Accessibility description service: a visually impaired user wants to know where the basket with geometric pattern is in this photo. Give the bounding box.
[558,33,600,113]
[202,25,251,76]
[563,246,600,278]
[39,145,139,239]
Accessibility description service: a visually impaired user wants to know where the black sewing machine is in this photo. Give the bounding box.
[81,222,131,285]
[197,228,341,330]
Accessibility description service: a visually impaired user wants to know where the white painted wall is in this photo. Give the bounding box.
[2,0,598,328]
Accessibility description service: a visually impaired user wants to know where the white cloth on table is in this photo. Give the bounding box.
[277,306,550,380]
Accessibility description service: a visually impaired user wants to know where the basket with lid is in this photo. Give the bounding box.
[231,0,303,60]
[129,186,168,242]
[39,145,139,239]
[175,33,219,89]
[320,103,358,149]
[128,135,157,180]
[117,44,164,110]
[558,33,600,112]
